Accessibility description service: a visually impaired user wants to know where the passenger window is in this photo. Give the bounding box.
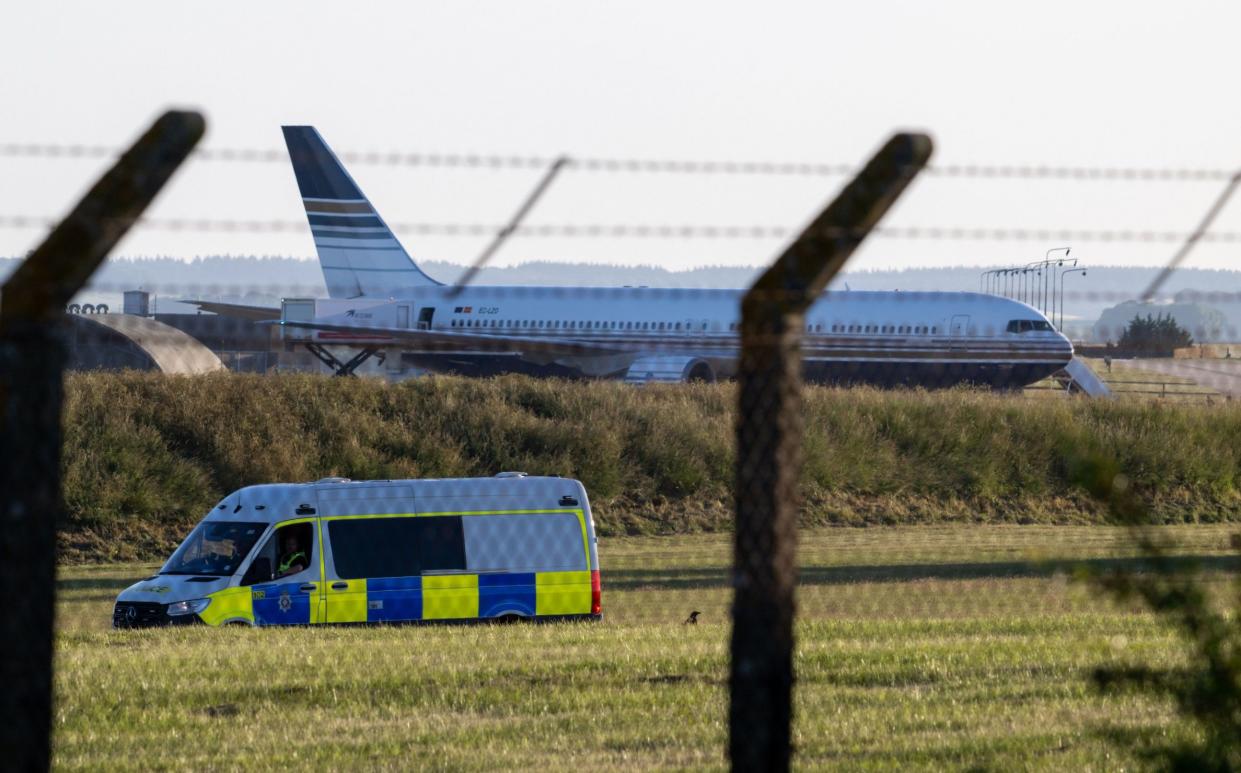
[242,522,315,586]
[328,516,466,580]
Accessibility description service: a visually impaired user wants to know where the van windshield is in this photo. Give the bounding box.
[160,521,267,577]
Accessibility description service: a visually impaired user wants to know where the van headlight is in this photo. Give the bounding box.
[166,598,211,616]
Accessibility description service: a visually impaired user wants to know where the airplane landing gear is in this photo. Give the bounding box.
[304,343,385,377]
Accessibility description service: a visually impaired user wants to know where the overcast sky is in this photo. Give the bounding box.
[4,1,1241,280]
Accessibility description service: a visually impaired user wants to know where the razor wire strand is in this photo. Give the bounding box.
[4,215,1241,244]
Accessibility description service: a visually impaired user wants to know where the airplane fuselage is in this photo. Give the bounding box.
[294,286,1074,388]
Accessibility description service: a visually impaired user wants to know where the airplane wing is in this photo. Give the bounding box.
[180,300,281,321]
[272,320,628,357]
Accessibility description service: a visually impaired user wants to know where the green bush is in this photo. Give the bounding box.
[58,373,1241,562]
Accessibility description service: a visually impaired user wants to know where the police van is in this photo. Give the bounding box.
[113,474,601,628]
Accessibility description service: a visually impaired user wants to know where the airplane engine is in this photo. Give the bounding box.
[623,355,715,384]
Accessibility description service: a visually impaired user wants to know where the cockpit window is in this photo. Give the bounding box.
[160,521,267,577]
[1006,319,1054,334]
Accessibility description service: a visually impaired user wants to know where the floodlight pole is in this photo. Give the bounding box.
[1060,267,1087,330]
[0,111,203,771]
[732,132,932,772]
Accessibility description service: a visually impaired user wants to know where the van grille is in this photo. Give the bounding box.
[112,601,168,628]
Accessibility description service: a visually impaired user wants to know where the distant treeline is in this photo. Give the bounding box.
[60,372,1241,563]
[5,254,1239,313]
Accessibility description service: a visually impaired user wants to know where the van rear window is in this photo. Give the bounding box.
[329,516,465,579]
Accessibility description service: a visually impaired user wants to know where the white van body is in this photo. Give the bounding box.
[113,475,601,627]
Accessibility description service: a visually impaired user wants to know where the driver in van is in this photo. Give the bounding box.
[276,531,307,578]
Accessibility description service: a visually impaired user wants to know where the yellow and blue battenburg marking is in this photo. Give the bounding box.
[250,580,316,626]
[199,508,598,626]
[321,572,581,624]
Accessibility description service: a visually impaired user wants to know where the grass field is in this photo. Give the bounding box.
[1087,358,1221,400]
[1025,356,1221,401]
[54,525,1238,770]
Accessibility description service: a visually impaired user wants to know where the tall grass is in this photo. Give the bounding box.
[60,372,1241,561]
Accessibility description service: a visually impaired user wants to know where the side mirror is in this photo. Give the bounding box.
[241,557,272,586]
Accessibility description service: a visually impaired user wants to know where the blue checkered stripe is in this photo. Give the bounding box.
[251,581,313,626]
[361,574,538,622]
[365,576,422,623]
[478,573,537,617]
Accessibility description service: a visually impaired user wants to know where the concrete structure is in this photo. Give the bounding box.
[66,314,224,374]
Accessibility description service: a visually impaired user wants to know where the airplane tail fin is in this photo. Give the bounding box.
[281,126,441,298]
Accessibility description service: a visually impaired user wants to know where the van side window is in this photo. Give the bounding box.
[329,516,466,580]
[241,521,315,586]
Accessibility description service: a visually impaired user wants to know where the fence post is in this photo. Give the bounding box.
[731,132,932,772]
[0,110,204,770]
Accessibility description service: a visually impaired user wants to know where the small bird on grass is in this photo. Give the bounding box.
[684,610,700,625]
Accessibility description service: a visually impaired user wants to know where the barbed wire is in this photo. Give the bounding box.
[1,142,1236,181]
[3,214,1241,243]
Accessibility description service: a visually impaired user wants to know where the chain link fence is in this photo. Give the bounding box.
[4,114,1241,770]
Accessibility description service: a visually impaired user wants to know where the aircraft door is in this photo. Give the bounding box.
[950,315,971,336]
[396,305,411,329]
[417,307,435,330]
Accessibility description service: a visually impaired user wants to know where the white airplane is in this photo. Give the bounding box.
[212,126,1075,387]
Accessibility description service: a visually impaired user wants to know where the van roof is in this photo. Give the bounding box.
[204,475,586,524]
